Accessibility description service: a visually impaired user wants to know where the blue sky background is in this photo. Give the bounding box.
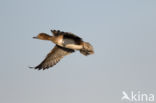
[0,0,156,103]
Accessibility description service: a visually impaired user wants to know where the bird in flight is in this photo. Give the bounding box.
[30,30,94,70]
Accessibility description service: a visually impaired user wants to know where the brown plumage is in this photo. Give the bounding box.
[30,30,94,70]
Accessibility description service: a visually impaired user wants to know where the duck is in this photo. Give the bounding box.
[30,30,94,70]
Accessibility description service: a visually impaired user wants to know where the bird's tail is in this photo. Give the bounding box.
[80,42,94,56]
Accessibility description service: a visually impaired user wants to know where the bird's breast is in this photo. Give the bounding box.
[51,35,64,46]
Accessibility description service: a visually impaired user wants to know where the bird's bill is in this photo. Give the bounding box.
[33,36,38,39]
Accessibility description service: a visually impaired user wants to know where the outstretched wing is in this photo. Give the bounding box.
[33,45,74,70]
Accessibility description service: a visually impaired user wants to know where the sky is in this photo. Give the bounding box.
[0,0,156,103]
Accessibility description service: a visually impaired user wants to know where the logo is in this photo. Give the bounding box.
[121,91,155,102]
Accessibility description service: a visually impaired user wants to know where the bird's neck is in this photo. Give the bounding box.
[41,35,52,40]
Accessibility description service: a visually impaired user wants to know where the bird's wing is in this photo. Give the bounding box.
[33,45,74,70]
[51,30,62,36]
[51,30,82,40]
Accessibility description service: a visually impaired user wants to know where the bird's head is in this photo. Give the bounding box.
[33,33,51,40]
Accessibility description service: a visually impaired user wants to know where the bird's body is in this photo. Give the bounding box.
[31,30,94,70]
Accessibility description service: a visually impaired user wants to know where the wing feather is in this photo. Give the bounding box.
[34,45,74,70]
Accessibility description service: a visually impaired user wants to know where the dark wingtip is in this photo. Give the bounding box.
[51,29,56,33]
[29,66,34,69]
[29,66,44,70]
